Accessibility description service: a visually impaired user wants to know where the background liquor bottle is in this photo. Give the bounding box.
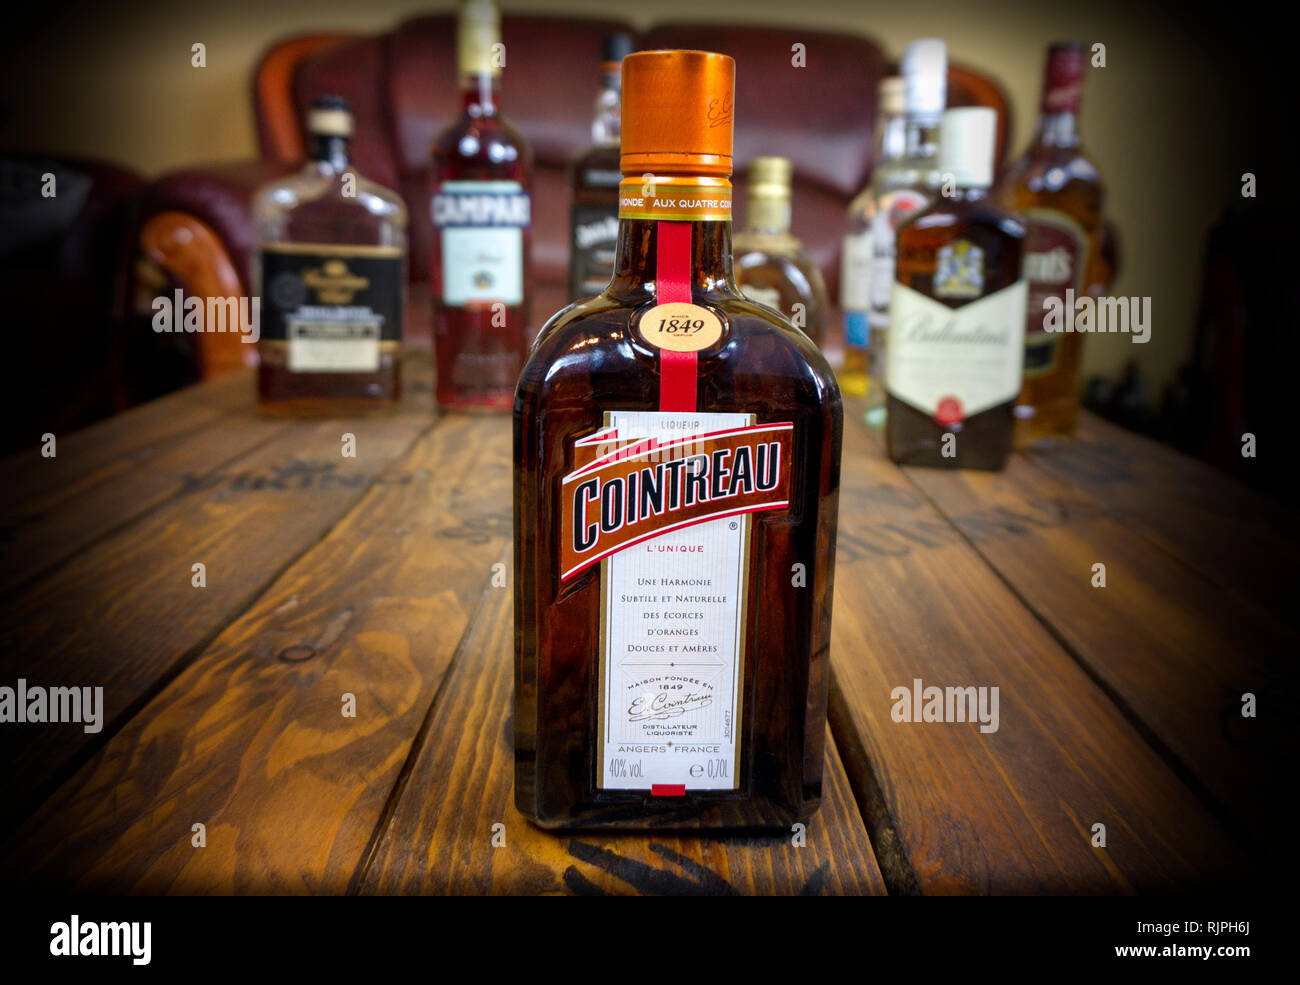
[430,0,533,411]
[568,32,634,301]
[514,51,842,829]
[254,96,407,416]
[995,42,1104,447]
[734,156,831,355]
[887,107,1026,470]
[840,40,946,402]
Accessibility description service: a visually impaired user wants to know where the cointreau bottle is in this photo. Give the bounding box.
[886,107,1026,470]
[840,40,946,401]
[254,96,407,415]
[995,42,1105,447]
[430,0,533,410]
[734,156,830,354]
[568,32,634,301]
[514,51,843,829]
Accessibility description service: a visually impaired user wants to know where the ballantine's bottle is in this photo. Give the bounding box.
[514,51,843,829]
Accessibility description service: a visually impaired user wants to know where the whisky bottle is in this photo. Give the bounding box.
[995,42,1104,447]
[840,40,946,401]
[254,96,407,415]
[734,156,831,355]
[886,107,1026,470]
[430,0,533,410]
[568,32,634,301]
[514,51,843,829]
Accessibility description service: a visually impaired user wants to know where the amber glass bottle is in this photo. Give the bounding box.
[254,96,407,415]
[734,156,830,354]
[430,0,533,411]
[568,33,634,301]
[995,42,1104,447]
[514,51,843,830]
[887,107,1026,470]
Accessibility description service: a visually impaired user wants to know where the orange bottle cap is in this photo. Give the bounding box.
[620,50,735,177]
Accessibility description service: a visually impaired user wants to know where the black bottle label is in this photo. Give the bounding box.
[569,204,619,299]
[259,245,404,373]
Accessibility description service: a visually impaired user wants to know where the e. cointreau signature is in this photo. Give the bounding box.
[628,691,712,722]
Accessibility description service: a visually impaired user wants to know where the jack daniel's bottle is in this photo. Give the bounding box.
[886,107,1026,469]
[254,96,407,415]
[430,0,533,410]
[514,51,843,829]
[568,33,634,300]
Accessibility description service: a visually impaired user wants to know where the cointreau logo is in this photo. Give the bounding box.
[559,421,793,581]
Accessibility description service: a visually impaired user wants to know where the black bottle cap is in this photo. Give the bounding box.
[311,94,351,113]
[602,33,635,64]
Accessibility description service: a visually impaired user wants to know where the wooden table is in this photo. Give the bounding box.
[0,351,1288,895]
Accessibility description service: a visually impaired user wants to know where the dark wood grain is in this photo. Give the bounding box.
[357,573,887,896]
[0,362,435,835]
[894,419,1293,842]
[0,365,250,517]
[827,406,1251,893]
[0,413,508,893]
[1026,413,1299,616]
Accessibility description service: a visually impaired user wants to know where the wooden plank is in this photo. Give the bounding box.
[891,423,1292,842]
[0,414,510,893]
[1025,413,1299,616]
[0,367,251,517]
[357,577,887,896]
[826,406,1250,893]
[0,362,435,835]
[0,389,288,594]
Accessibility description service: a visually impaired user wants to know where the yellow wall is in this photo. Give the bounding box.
[3,0,1246,395]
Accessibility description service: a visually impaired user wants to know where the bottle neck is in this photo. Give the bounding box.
[876,112,907,163]
[613,218,735,297]
[309,134,350,171]
[904,115,941,163]
[592,66,621,144]
[461,72,500,116]
[743,196,791,236]
[1034,110,1080,147]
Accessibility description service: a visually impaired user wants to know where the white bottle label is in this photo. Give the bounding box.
[586,410,768,792]
[886,280,1028,422]
[840,231,872,310]
[432,179,529,306]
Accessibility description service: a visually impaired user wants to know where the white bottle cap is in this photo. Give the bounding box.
[901,39,947,119]
[938,106,997,188]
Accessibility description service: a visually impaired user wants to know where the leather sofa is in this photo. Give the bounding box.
[129,13,1014,377]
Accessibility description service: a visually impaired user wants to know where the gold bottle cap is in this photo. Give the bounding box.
[458,0,501,78]
[747,156,793,198]
[620,50,735,176]
[307,98,353,138]
[878,77,905,116]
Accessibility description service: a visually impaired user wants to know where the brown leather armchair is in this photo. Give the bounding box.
[129,14,1012,378]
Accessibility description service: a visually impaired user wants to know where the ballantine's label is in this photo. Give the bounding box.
[618,177,731,222]
[431,179,529,306]
[887,280,1027,424]
[1020,208,1088,376]
[568,411,791,792]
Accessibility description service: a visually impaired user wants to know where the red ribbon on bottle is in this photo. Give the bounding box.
[655,220,697,412]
